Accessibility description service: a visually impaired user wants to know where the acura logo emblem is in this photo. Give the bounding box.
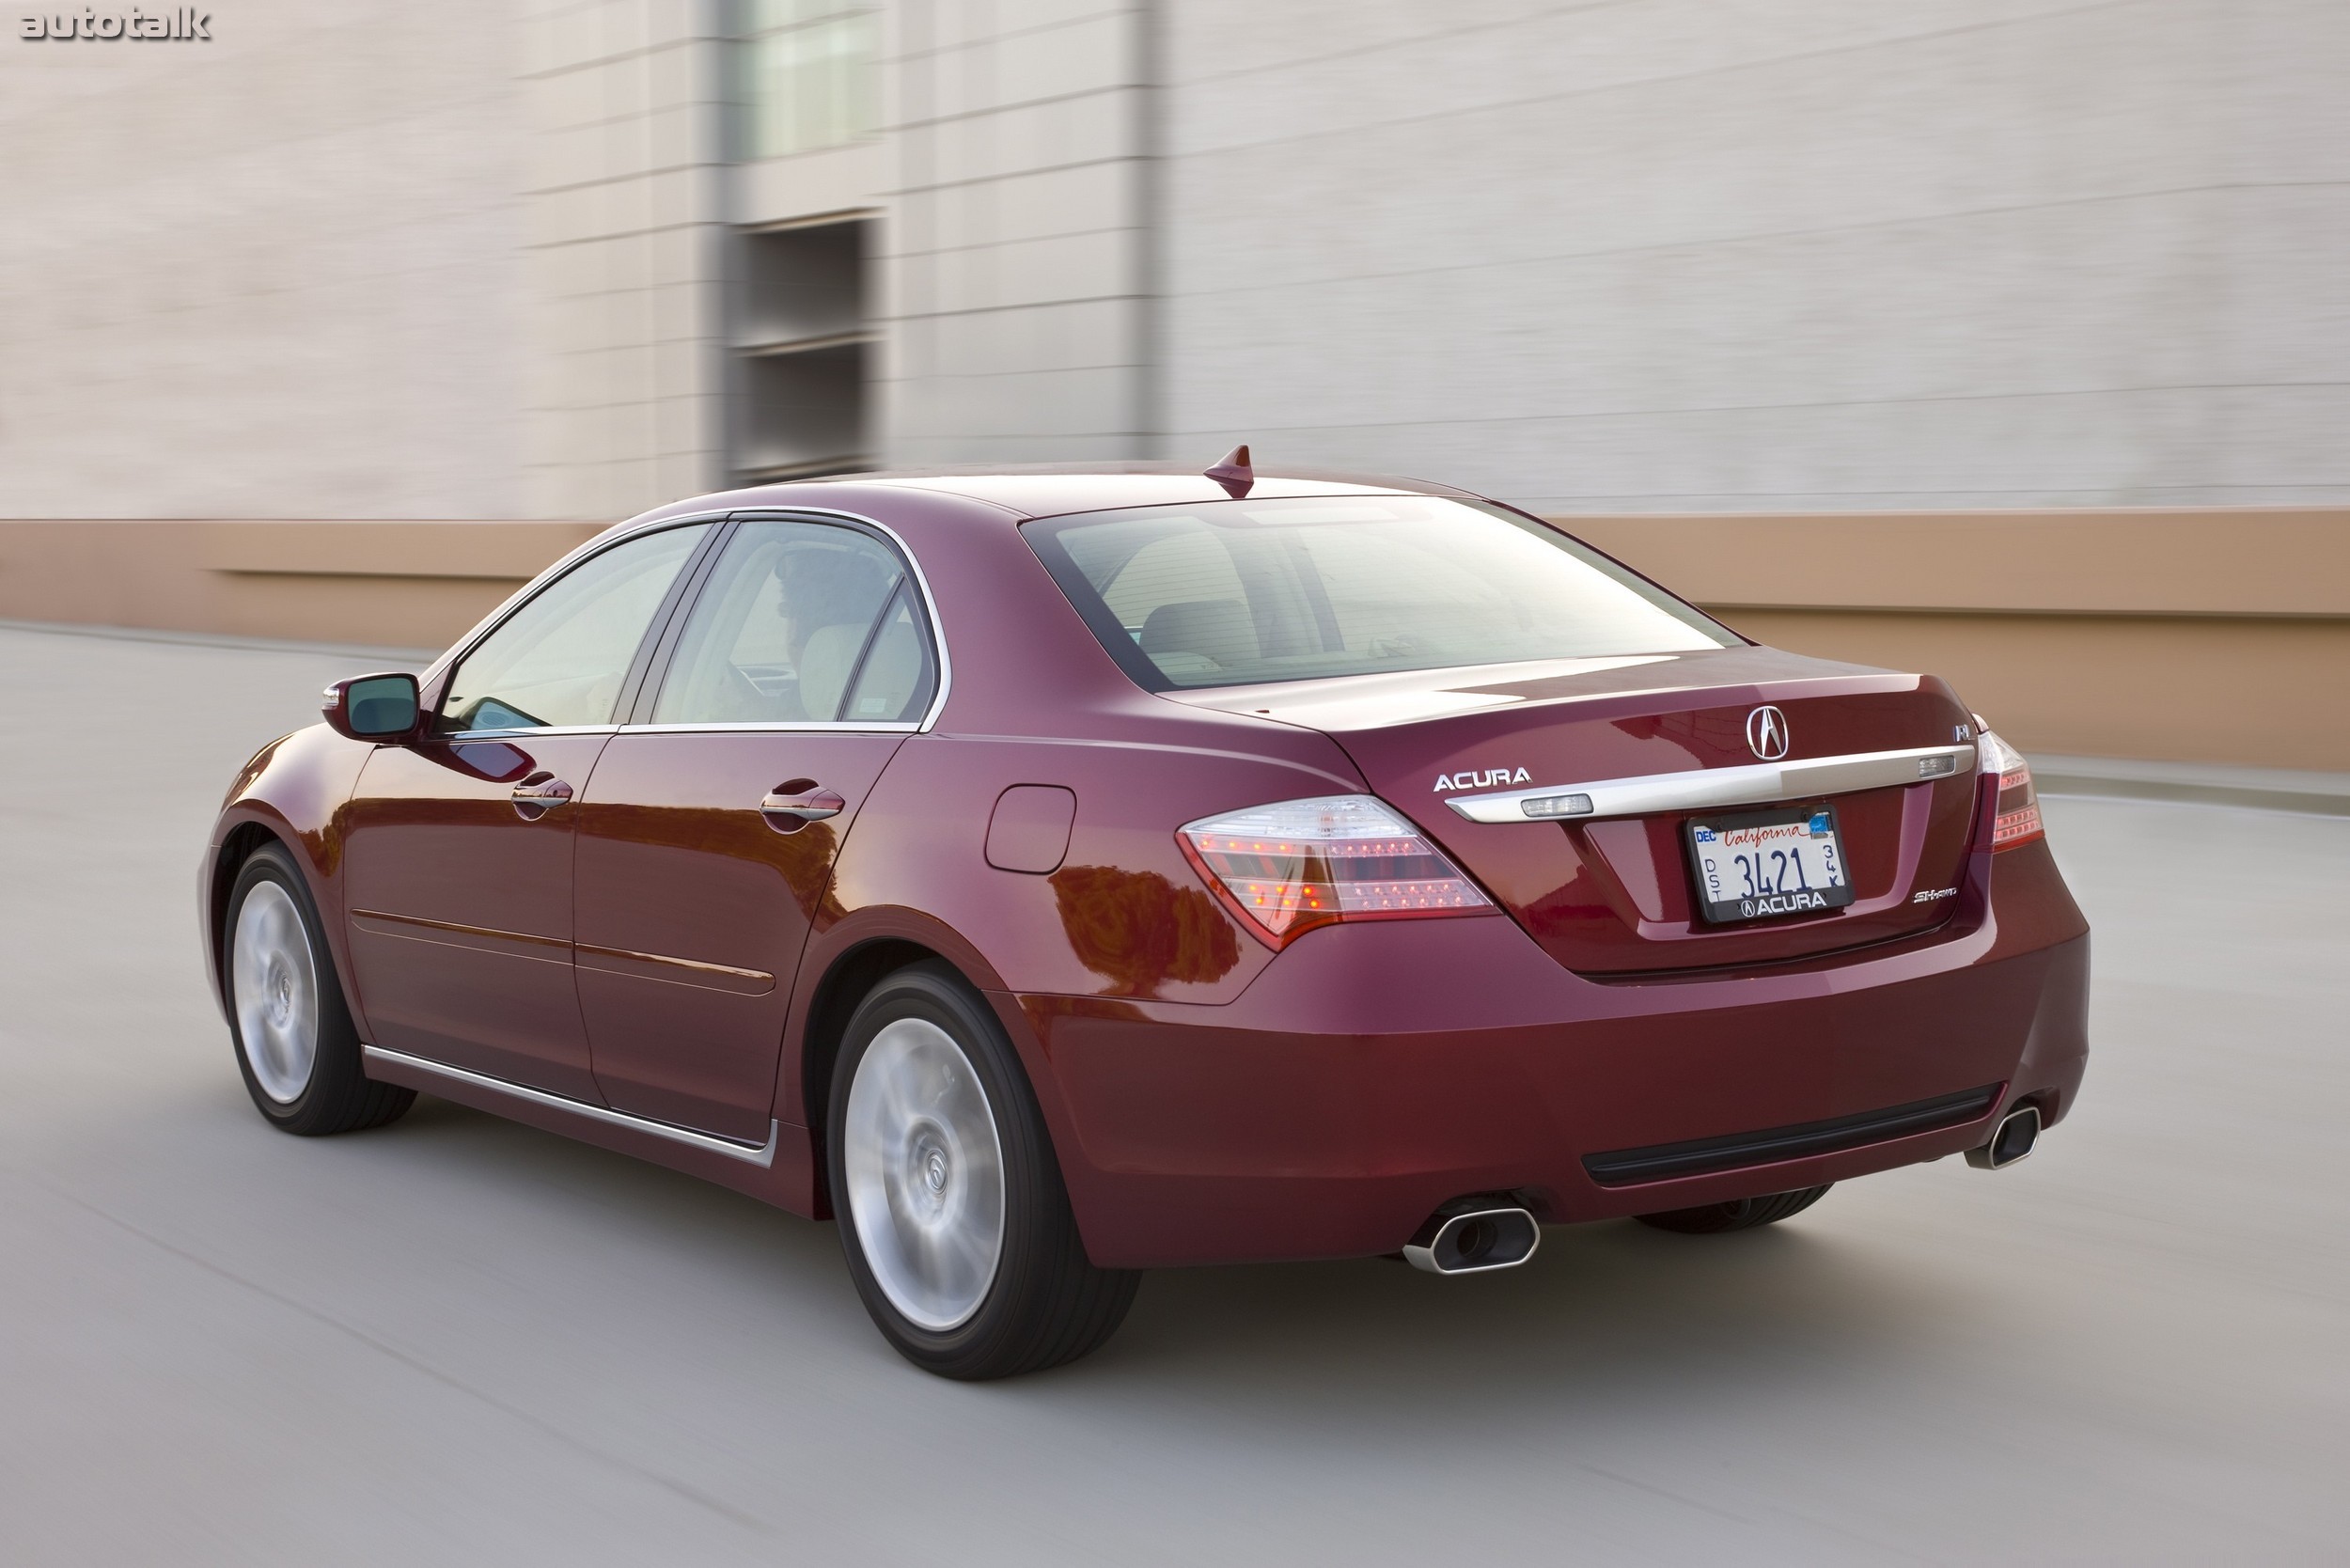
[1747,705,1791,761]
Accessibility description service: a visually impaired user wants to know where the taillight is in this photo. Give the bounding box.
[1177,794,1493,949]
[1977,726,2044,850]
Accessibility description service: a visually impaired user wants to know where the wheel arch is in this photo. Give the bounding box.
[784,905,1099,1229]
[205,811,369,1046]
[203,721,378,1028]
[206,820,290,1007]
[789,914,1070,1222]
[797,937,944,1144]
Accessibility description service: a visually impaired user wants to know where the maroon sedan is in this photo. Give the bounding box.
[202,456,2087,1379]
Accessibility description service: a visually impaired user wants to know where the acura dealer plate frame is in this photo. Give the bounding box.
[1684,802,1856,924]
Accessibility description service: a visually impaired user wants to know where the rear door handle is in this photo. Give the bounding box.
[510,774,573,817]
[760,782,844,833]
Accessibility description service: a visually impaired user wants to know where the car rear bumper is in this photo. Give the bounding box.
[1011,840,2090,1269]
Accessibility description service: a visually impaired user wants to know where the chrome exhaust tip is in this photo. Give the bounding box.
[1966,1104,2042,1170]
[1402,1204,1541,1275]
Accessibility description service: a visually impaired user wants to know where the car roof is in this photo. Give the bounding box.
[648,463,1481,525]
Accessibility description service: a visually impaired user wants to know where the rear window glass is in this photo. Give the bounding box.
[1024,496,1735,691]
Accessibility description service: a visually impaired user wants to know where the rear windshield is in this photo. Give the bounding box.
[1024,495,1736,691]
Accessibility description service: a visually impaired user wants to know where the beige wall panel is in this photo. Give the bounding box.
[1717,610,2350,772]
[0,522,603,653]
[1572,506,2350,769]
[2,506,2341,770]
[1564,510,2350,617]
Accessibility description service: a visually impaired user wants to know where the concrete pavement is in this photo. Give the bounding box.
[1,623,2342,1565]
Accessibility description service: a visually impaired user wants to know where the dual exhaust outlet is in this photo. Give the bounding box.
[1406,1104,2039,1274]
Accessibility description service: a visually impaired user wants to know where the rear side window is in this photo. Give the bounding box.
[1025,496,1733,691]
[650,519,937,725]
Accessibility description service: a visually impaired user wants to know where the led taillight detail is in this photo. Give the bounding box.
[1977,727,2044,850]
[1177,795,1493,949]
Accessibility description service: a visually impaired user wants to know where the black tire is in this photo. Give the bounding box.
[826,962,1138,1380]
[223,843,415,1137]
[1634,1184,1832,1234]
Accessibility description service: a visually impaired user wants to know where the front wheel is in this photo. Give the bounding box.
[224,843,414,1137]
[827,963,1138,1379]
[1634,1184,1832,1234]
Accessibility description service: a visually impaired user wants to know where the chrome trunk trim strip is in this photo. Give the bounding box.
[1443,744,1977,823]
[359,1044,780,1167]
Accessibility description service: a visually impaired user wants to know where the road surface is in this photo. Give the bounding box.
[1,623,2342,1564]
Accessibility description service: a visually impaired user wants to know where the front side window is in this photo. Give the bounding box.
[438,524,711,733]
[651,520,936,725]
[1025,496,1736,691]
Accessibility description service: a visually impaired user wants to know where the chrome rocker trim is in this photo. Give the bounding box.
[1444,743,1978,824]
[360,1044,780,1167]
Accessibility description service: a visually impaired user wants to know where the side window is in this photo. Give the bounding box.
[840,591,935,721]
[651,520,937,725]
[438,524,711,734]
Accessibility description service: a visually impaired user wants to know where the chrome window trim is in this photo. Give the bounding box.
[435,724,621,742]
[420,503,953,734]
[615,721,922,736]
[360,1044,778,1166]
[1444,743,1978,824]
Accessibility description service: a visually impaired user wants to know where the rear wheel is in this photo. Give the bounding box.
[1634,1184,1832,1234]
[827,962,1138,1379]
[225,843,414,1137]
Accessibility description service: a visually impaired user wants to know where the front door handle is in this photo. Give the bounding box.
[510,773,573,818]
[760,781,844,834]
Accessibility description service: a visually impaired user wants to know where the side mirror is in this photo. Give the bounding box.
[323,672,422,741]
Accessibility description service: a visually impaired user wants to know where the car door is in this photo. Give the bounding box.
[572,516,941,1142]
[342,521,717,1100]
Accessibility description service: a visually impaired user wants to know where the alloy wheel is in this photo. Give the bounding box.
[840,1017,1007,1330]
[231,881,321,1104]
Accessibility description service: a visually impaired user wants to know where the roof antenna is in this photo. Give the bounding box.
[1203,444,1254,498]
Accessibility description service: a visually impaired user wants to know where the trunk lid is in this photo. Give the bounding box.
[1172,646,1982,975]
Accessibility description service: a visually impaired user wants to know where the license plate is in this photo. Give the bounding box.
[1684,803,1856,924]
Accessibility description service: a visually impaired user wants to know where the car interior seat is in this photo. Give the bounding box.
[1138,599,1259,673]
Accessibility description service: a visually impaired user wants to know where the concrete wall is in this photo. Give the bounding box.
[877,0,1152,463]
[0,0,730,525]
[0,1,538,519]
[520,0,731,519]
[1157,0,2350,512]
[13,3,2342,517]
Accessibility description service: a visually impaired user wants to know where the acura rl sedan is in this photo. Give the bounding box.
[202,454,2088,1379]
